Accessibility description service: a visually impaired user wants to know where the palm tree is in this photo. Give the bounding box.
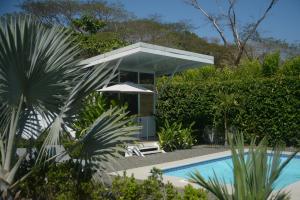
[0,15,139,193]
[213,91,239,145]
[189,133,297,200]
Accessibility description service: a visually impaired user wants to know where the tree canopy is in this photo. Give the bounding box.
[15,0,299,67]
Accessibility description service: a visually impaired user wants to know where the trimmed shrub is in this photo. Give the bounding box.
[156,76,300,146]
[158,120,195,151]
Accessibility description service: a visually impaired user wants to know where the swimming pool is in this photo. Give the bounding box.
[163,154,300,189]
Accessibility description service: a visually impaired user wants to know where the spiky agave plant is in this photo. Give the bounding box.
[189,133,297,200]
[0,15,139,193]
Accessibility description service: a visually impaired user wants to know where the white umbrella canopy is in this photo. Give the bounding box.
[98,82,154,94]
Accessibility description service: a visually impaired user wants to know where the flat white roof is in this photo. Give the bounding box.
[80,42,214,75]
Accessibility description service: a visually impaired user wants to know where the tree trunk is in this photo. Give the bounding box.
[234,46,245,66]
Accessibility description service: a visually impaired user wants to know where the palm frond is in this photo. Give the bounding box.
[77,107,139,161]
[0,14,82,138]
[64,107,140,179]
[36,59,121,162]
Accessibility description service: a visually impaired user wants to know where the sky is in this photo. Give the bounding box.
[0,0,299,43]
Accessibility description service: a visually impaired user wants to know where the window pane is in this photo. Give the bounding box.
[140,73,154,85]
[140,94,153,116]
[120,93,138,115]
[120,70,138,83]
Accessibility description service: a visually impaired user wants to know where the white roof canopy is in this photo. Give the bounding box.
[80,42,214,75]
[98,82,154,94]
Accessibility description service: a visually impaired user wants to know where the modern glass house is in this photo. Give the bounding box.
[80,42,214,140]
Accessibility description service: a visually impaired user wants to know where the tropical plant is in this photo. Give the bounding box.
[189,133,298,200]
[158,120,195,152]
[72,92,124,139]
[0,14,139,195]
[213,91,239,145]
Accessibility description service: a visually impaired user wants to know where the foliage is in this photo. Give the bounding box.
[213,91,240,145]
[73,32,127,57]
[19,0,234,67]
[157,56,300,146]
[189,133,297,200]
[72,92,126,139]
[67,92,135,159]
[112,168,207,200]
[235,59,262,78]
[72,15,106,34]
[20,0,131,25]
[19,164,207,200]
[280,56,300,76]
[0,14,80,190]
[0,15,139,194]
[182,184,207,200]
[18,161,109,200]
[158,120,195,152]
[262,52,280,76]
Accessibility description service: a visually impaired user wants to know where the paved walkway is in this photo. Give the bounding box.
[111,145,227,171]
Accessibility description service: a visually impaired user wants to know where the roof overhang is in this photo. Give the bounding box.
[80,42,214,75]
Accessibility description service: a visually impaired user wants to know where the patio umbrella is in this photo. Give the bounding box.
[98,82,154,94]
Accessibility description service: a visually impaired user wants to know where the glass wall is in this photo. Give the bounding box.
[120,93,138,115]
[140,73,154,85]
[120,70,138,83]
[106,70,155,116]
[140,93,154,116]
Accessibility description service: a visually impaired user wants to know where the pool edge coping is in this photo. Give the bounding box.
[111,150,300,195]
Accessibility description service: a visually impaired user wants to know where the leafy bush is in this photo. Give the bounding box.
[158,120,195,152]
[182,184,207,200]
[157,73,300,146]
[18,161,107,200]
[280,56,300,76]
[112,168,207,200]
[262,52,280,76]
[18,161,207,200]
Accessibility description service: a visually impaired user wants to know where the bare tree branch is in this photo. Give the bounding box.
[185,0,228,46]
[234,0,279,65]
[186,0,279,66]
[227,0,242,49]
[242,0,278,47]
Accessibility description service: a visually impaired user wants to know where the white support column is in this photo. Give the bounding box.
[153,72,156,115]
[137,72,141,116]
[118,69,120,100]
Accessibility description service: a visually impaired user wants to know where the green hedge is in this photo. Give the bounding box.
[156,76,300,146]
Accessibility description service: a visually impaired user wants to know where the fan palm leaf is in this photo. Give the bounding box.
[0,14,136,192]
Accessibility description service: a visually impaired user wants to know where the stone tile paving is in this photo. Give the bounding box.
[111,145,228,171]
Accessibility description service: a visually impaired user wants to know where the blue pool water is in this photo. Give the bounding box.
[163,154,300,189]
